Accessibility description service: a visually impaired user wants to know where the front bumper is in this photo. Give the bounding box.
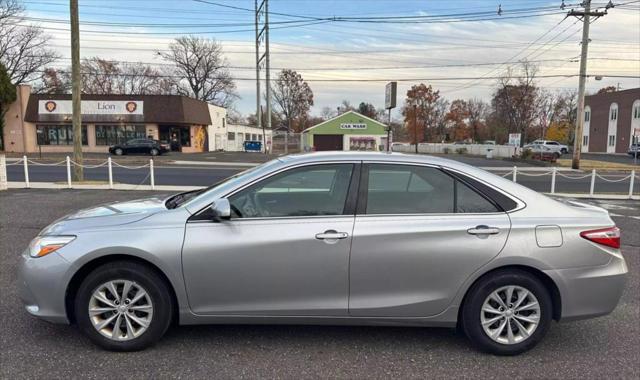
[17,251,71,324]
[545,254,628,321]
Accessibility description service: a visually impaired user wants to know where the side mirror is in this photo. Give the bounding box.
[211,198,231,220]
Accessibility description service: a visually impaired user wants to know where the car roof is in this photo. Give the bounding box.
[278,151,479,168]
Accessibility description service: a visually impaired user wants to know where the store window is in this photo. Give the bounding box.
[227,132,235,141]
[245,133,251,141]
[95,125,145,146]
[36,125,88,145]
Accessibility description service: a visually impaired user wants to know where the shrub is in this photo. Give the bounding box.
[455,147,468,154]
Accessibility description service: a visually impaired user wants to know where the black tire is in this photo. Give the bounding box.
[74,261,173,351]
[461,269,552,356]
[561,148,568,154]
[150,148,159,156]
[114,148,124,156]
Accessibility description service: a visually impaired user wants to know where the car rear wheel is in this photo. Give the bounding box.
[150,148,159,156]
[114,148,124,156]
[461,269,552,356]
[74,261,173,351]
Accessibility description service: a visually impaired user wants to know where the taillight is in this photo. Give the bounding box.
[580,227,620,249]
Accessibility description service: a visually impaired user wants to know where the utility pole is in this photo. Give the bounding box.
[569,0,608,169]
[256,0,272,152]
[70,0,82,181]
[413,104,418,154]
[254,0,261,144]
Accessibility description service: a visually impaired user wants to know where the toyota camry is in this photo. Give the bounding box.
[18,152,627,355]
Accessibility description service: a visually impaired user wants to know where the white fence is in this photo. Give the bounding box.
[497,166,637,199]
[0,154,637,199]
[393,143,520,158]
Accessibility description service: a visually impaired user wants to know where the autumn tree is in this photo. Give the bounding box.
[446,99,470,141]
[0,0,59,85]
[597,85,617,94]
[0,62,16,149]
[159,36,237,106]
[491,61,540,146]
[271,69,314,132]
[402,83,441,143]
[357,102,377,119]
[467,98,488,142]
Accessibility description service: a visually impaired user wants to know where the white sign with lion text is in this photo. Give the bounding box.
[38,100,144,115]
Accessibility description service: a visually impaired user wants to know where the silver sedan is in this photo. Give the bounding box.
[17,152,627,355]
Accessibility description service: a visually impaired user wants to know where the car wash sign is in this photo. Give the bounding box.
[39,100,144,115]
[340,123,367,130]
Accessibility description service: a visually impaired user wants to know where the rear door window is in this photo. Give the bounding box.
[363,164,501,214]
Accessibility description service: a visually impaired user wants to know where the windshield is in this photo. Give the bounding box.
[165,160,279,209]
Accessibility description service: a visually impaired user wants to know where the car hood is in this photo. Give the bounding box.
[40,196,169,235]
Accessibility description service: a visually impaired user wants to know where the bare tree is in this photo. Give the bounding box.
[0,0,59,85]
[271,69,314,132]
[158,36,237,106]
[34,67,70,94]
[467,98,489,142]
[491,60,540,146]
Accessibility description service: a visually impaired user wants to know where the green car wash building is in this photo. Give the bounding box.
[302,111,389,151]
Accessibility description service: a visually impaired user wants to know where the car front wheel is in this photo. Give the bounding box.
[461,269,552,356]
[74,261,173,351]
[114,148,124,156]
[150,148,159,156]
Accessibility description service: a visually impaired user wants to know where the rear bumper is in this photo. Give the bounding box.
[545,254,628,321]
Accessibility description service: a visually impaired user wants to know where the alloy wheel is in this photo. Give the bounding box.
[88,279,153,341]
[480,285,540,345]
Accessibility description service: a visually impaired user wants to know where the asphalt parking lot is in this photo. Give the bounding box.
[1,190,638,379]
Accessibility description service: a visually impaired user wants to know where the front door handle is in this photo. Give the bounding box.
[467,225,500,235]
[315,230,349,240]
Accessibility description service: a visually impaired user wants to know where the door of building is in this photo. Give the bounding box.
[314,134,343,151]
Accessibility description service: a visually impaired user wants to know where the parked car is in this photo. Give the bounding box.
[628,143,640,158]
[483,140,496,145]
[524,140,569,154]
[18,152,626,355]
[108,139,168,156]
[525,144,561,162]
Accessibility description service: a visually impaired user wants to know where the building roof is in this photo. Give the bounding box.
[24,94,212,125]
[302,110,387,133]
[585,87,640,104]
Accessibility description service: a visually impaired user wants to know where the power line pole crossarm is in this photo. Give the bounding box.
[570,0,607,170]
[70,0,83,181]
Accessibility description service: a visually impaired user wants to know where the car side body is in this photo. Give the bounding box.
[17,152,627,353]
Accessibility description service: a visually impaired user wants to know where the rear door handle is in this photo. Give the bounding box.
[467,225,500,235]
[315,230,349,240]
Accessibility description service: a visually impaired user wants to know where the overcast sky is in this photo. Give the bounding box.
[22,0,640,117]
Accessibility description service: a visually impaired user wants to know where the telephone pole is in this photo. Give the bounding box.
[569,0,608,169]
[256,0,272,153]
[70,0,82,181]
[254,0,261,146]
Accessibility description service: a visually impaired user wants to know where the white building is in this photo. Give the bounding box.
[206,104,272,152]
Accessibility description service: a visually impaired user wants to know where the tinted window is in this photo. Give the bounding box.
[365,164,454,214]
[228,164,354,218]
[456,181,500,213]
[364,164,502,214]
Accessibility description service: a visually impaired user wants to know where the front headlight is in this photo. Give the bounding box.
[28,235,76,258]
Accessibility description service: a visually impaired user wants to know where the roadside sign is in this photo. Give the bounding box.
[508,133,521,146]
[385,82,397,110]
